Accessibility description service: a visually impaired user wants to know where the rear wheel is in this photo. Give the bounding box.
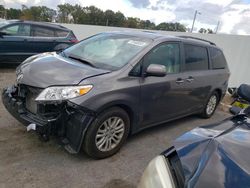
[83,107,130,159]
[201,92,219,118]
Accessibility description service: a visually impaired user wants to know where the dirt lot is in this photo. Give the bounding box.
[0,68,230,188]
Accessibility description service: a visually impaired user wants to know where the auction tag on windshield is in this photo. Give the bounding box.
[128,40,147,47]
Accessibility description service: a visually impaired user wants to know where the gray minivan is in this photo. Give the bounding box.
[2,31,230,159]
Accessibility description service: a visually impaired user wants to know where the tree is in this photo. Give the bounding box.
[114,11,125,27]
[155,22,186,32]
[144,20,156,29]
[207,28,214,34]
[6,8,22,19]
[199,28,214,34]
[124,17,139,28]
[57,4,74,23]
[137,20,155,29]
[86,6,105,25]
[156,22,170,30]
[0,3,188,33]
[104,10,115,26]
[20,6,56,21]
[175,22,186,32]
[0,5,5,18]
[199,28,207,33]
[71,4,83,24]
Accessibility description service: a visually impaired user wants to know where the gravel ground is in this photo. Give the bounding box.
[0,68,230,188]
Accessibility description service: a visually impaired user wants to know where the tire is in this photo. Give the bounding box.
[200,92,219,118]
[83,107,130,159]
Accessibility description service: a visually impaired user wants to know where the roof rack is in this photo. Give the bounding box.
[178,36,216,46]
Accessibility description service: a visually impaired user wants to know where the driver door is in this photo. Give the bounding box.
[0,23,32,62]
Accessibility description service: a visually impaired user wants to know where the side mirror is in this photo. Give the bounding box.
[0,31,8,38]
[146,64,166,77]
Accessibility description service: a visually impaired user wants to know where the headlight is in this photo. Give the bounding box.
[35,85,93,101]
[138,155,175,188]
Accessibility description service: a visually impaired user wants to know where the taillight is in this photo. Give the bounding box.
[70,39,79,43]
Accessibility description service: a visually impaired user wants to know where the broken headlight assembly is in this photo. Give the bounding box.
[35,85,93,101]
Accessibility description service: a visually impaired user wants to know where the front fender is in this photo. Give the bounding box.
[70,90,140,133]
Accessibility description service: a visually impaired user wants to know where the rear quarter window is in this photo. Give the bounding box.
[184,44,209,71]
[210,48,227,69]
[55,30,69,37]
[32,26,55,37]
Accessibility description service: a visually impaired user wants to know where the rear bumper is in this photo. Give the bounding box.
[2,85,94,154]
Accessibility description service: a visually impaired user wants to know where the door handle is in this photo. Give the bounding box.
[186,76,194,82]
[176,78,184,84]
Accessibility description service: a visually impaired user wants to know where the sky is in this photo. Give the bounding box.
[1,0,250,35]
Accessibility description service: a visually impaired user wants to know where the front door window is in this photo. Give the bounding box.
[143,43,181,74]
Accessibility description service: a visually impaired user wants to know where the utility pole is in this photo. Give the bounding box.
[191,10,201,33]
[215,21,220,34]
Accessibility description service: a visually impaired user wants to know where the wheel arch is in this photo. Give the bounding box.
[213,88,223,101]
[95,102,137,135]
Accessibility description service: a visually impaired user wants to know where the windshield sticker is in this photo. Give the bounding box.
[128,40,147,47]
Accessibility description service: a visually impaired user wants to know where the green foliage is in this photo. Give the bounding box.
[21,6,56,21]
[207,28,213,34]
[1,4,187,32]
[6,8,22,19]
[199,28,214,34]
[156,22,186,31]
[57,3,74,23]
[0,5,5,18]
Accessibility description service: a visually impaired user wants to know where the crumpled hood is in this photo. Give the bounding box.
[16,52,110,88]
[174,115,250,188]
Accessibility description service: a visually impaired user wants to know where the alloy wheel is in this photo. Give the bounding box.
[206,95,217,115]
[95,117,125,152]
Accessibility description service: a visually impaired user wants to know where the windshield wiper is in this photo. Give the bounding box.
[68,55,96,68]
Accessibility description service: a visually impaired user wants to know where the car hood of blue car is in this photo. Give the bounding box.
[173,115,250,188]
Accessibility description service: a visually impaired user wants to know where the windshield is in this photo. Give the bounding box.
[63,33,152,70]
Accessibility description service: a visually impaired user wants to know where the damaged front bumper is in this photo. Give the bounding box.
[1,85,95,154]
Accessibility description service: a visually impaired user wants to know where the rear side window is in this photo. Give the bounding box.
[184,44,209,71]
[32,26,55,37]
[18,24,31,36]
[210,48,227,69]
[55,30,69,37]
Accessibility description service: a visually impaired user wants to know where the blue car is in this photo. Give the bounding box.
[138,106,250,188]
[0,20,78,63]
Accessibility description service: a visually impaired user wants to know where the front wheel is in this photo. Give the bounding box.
[201,92,219,118]
[83,107,130,159]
